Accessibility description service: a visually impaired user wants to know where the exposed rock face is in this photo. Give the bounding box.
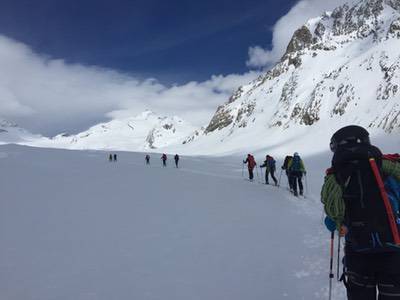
[283,26,313,59]
[314,22,326,38]
[145,128,156,149]
[198,0,400,141]
[182,128,205,144]
[205,105,235,134]
[281,26,314,68]
[389,18,400,37]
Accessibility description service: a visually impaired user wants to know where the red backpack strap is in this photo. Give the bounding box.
[326,167,334,176]
[383,153,400,162]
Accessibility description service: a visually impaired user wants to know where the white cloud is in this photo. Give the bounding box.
[246,0,354,68]
[0,35,260,135]
[108,72,259,127]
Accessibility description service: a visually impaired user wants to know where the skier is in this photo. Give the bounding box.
[287,152,306,196]
[109,154,113,162]
[281,155,293,190]
[113,154,117,162]
[321,125,400,299]
[260,155,278,185]
[243,154,257,181]
[174,154,180,168]
[161,153,167,167]
[145,154,150,165]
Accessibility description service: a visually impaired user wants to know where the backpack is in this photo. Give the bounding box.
[385,176,400,224]
[268,156,276,171]
[332,144,400,253]
[290,156,301,172]
[282,156,292,170]
[248,155,256,169]
[383,153,400,232]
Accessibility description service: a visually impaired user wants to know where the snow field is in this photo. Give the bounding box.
[0,144,352,300]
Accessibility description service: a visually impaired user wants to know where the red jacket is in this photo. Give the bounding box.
[244,155,256,169]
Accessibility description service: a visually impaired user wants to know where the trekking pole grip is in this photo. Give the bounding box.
[329,231,334,276]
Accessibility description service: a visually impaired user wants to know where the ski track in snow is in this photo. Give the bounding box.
[0,145,348,300]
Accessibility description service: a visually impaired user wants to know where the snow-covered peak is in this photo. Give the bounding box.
[0,118,46,145]
[36,111,197,152]
[135,110,157,120]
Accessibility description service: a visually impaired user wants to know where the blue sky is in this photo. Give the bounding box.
[0,0,297,84]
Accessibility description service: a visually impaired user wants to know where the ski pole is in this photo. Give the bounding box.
[278,169,283,187]
[287,172,290,191]
[337,233,341,282]
[255,166,260,183]
[328,231,335,300]
[263,167,267,184]
[304,173,309,196]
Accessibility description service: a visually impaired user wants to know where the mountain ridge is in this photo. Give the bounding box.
[33,110,198,151]
[189,0,400,154]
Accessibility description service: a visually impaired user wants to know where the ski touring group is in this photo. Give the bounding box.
[110,153,181,168]
[158,153,180,168]
[243,125,400,299]
[108,153,118,162]
[103,124,400,300]
[242,152,307,197]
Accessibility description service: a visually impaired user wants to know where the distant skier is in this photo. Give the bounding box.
[260,155,278,185]
[287,152,306,196]
[243,154,256,181]
[281,155,293,190]
[109,154,113,162]
[161,153,167,167]
[145,154,150,165]
[174,154,180,168]
[113,154,117,162]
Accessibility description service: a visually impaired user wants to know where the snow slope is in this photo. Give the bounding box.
[1,133,399,299]
[0,144,333,300]
[0,145,350,299]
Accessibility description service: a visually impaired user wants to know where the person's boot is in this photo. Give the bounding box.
[294,190,298,197]
[300,190,303,196]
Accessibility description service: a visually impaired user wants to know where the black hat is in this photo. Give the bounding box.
[330,125,370,152]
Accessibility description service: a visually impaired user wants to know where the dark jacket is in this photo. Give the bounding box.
[260,157,276,171]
